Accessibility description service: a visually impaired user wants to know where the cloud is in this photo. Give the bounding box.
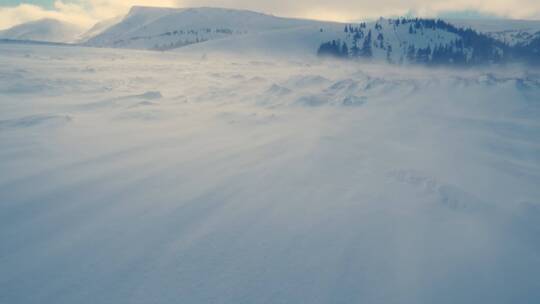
[179,0,540,21]
[0,0,178,30]
[0,4,79,30]
[1,0,540,30]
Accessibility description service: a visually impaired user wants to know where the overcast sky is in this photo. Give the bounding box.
[1,0,540,30]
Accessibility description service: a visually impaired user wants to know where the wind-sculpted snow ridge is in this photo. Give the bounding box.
[1,43,540,304]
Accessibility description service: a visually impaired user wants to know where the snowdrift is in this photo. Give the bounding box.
[0,43,539,303]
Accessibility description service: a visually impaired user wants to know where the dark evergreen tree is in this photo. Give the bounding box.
[351,32,361,57]
[406,45,416,63]
[386,45,393,63]
[341,42,349,57]
[415,46,431,64]
[377,33,384,48]
[317,40,349,58]
[360,30,373,58]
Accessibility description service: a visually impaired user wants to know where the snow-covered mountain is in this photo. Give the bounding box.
[0,19,84,43]
[82,6,540,66]
[1,6,536,66]
[85,6,332,50]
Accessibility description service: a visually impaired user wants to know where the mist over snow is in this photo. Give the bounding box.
[0,40,539,303]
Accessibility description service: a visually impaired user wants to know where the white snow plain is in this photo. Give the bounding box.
[1,43,540,304]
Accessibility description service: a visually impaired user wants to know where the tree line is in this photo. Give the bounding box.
[316,18,537,66]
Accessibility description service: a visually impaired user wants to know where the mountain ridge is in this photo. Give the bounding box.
[2,6,540,65]
[84,6,334,50]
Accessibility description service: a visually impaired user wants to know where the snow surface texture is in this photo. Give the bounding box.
[1,43,540,304]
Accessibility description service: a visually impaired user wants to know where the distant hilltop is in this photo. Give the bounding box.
[317,18,540,66]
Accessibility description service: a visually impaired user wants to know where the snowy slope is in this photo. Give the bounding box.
[176,25,345,58]
[178,18,478,62]
[317,18,540,66]
[0,19,84,43]
[449,19,540,45]
[76,16,123,43]
[185,18,504,63]
[340,19,468,63]
[1,43,540,304]
[85,6,333,50]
